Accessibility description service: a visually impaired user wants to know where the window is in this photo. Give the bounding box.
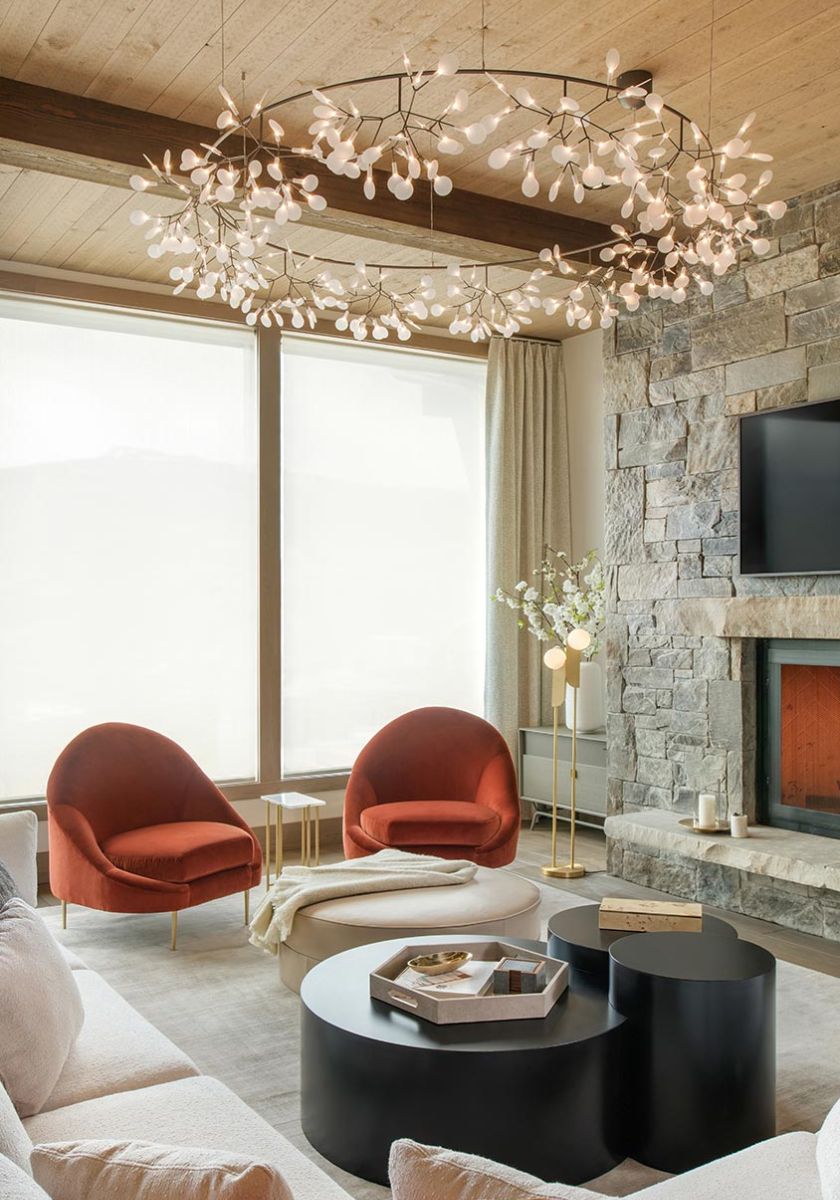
[280,336,486,776]
[0,299,258,800]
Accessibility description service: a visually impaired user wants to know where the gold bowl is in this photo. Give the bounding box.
[407,950,473,976]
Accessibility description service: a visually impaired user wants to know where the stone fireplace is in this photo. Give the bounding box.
[602,180,840,939]
[762,639,840,837]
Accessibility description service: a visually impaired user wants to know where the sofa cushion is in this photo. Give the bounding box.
[101,822,254,883]
[23,1075,353,1200]
[0,812,38,907]
[817,1097,840,1199]
[388,1140,602,1200]
[0,1156,50,1199]
[0,1083,32,1175]
[624,1130,819,1200]
[0,900,84,1116]
[31,1139,293,1200]
[42,970,198,1112]
[361,801,500,847]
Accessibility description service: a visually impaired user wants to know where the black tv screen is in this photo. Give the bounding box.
[740,397,840,575]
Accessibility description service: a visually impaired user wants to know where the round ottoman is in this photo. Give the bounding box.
[279,866,541,992]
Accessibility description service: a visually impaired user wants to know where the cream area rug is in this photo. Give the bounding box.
[41,880,840,1200]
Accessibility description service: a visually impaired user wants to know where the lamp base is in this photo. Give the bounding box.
[541,863,586,879]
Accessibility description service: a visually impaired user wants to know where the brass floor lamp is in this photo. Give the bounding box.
[541,628,592,881]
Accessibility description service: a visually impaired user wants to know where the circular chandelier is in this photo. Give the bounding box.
[129,48,787,342]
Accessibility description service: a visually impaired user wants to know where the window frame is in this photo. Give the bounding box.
[0,270,487,806]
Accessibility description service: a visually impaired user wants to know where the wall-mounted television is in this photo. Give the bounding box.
[740,396,840,576]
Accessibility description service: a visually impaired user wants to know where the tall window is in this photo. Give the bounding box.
[281,336,486,776]
[0,299,258,800]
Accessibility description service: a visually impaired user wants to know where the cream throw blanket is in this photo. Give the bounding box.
[249,849,477,955]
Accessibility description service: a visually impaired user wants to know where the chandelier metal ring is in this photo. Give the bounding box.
[129,48,788,342]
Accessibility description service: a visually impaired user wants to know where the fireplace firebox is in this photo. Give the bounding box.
[760,639,840,838]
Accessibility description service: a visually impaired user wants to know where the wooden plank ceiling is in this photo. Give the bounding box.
[0,0,839,338]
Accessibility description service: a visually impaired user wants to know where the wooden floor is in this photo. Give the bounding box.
[519,822,840,979]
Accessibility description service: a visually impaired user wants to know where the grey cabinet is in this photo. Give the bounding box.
[519,726,607,830]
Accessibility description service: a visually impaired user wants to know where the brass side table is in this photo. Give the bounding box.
[262,792,327,890]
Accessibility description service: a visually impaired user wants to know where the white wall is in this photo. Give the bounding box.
[563,329,605,562]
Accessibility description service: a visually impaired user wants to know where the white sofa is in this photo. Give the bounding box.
[0,811,353,1200]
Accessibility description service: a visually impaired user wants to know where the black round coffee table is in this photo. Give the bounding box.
[300,934,628,1185]
[548,903,737,987]
[609,931,776,1174]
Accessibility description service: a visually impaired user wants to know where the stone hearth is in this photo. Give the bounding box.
[603,179,840,939]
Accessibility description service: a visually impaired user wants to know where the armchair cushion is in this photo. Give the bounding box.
[360,802,501,847]
[101,822,254,885]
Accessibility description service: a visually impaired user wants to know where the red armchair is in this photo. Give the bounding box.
[343,707,520,867]
[47,723,261,947]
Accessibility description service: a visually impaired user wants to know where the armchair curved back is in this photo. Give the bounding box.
[352,707,513,804]
[46,722,241,843]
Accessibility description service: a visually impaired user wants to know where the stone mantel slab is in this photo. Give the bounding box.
[605,810,840,892]
[654,595,840,639]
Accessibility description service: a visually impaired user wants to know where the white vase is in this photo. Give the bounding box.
[565,660,605,733]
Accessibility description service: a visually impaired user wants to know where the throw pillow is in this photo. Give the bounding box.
[388,1139,602,1200]
[817,1097,840,1200]
[31,1140,294,1200]
[0,1155,50,1200]
[0,1082,33,1175]
[0,812,38,907]
[0,859,18,906]
[0,899,84,1116]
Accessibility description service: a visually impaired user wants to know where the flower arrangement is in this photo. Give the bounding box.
[494,548,606,656]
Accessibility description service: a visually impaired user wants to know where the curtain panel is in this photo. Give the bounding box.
[485,337,572,754]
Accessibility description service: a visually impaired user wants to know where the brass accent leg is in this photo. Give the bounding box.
[61,900,67,930]
[315,806,320,866]
[244,888,250,926]
[265,800,271,892]
[276,807,283,876]
[170,911,178,951]
[302,810,309,866]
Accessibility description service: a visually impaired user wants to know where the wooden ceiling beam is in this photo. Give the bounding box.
[0,76,610,263]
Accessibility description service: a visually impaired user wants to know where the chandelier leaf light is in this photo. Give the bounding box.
[129,48,787,342]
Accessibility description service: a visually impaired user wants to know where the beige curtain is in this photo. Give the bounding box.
[485,336,571,755]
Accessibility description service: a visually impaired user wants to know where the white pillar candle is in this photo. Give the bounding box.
[730,814,749,838]
[697,793,717,829]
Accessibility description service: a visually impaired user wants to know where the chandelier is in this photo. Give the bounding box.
[129,48,787,342]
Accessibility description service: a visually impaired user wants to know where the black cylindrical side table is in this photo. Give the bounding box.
[609,931,776,1174]
[547,904,737,988]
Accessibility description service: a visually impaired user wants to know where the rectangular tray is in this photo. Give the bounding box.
[370,940,568,1025]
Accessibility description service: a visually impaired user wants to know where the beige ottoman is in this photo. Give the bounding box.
[279,867,541,992]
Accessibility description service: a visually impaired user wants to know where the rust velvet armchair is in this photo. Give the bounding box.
[343,706,521,867]
[47,722,262,948]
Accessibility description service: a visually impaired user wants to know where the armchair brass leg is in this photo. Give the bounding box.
[170,911,178,951]
[244,888,250,925]
[61,900,67,930]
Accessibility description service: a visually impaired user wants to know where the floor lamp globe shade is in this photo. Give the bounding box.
[544,646,567,671]
[567,628,592,652]
[566,661,605,734]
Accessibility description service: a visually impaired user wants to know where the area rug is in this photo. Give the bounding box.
[41,881,840,1199]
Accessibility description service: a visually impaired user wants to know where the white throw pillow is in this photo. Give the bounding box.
[0,1155,50,1199]
[32,1140,294,1200]
[0,1082,33,1174]
[0,812,38,907]
[388,1139,603,1200]
[818,1097,840,1200]
[0,899,84,1116]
